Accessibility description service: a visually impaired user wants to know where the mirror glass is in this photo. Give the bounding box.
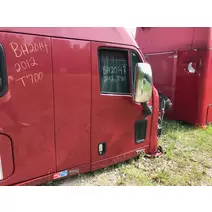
[133,63,153,103]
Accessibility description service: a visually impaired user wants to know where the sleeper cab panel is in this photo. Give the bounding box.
[0,32,56,185]
[51,38,91,171]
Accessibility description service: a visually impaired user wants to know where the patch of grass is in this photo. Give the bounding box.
[151,169,169,184]
[118,165,153,186]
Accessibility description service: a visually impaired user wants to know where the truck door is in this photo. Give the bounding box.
[52,38,91,172]
[91,42,153,170]
[0,32,55,185]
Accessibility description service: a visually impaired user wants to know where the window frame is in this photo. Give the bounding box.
[129,50,144,95]
[0,44,8,98]
[98,47,131,96]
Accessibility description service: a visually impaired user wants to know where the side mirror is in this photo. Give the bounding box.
[132,63,153,103]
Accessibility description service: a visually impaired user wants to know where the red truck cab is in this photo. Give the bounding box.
[0,27,169,186]
[136,27,212,127]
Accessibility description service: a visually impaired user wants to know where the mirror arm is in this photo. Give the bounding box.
[141,102,152,117]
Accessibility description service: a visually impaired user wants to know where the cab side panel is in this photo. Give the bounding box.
[0,32,55,185]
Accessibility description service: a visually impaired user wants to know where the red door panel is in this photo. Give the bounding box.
[52,38,91,171]
[174,50,202,124]
[0,32,55,185]
[199,50,212,126]
[91,42,152,170]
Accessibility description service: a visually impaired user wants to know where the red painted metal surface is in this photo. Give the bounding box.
[15,163,90,186]
[0,27,138,49]
[199,49,212,125]
[136,27,210,53]
[0,28,160,186]
[145,52,177,119]
[52,38,91,171]
[174,50,205,124]
[0,32,56,185]
[148,86,160,154]
[135,27,212,126]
